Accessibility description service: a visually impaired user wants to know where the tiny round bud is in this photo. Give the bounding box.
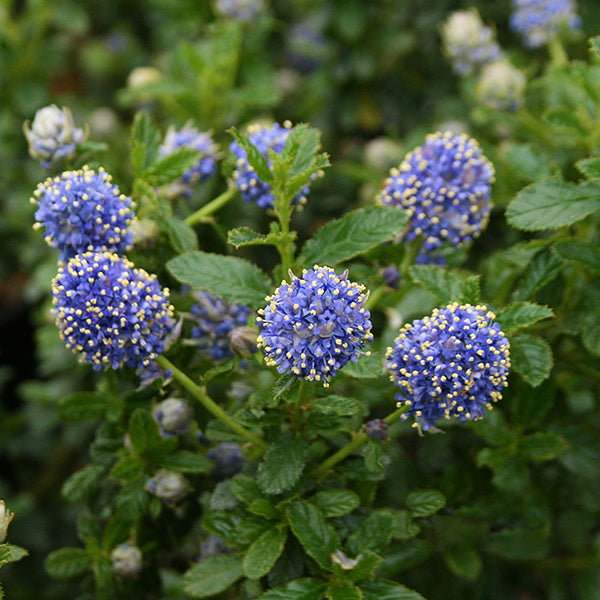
[127,66,162,90]
[153,398,193,436]
[145,469,190,504]
[380,265,400,289]
[365,419,389,441]
[228,326,258,358]
[111,544,142,579]
[476,60,526,112]
[207,442,246,481]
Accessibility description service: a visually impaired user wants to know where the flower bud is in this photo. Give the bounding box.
[380,265,400,289]
[228,326,258,358]
[476,60,526,112]
[365,419,389,441]
[145,469,190,504]
[23,105,88,168]
[127,66,162,90]
[207,442,246,481]
[363,137,403,172]
[0,501,14,543]
[111,544,142,579]
[153,398,193,436]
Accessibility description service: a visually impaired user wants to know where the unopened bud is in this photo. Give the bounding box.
[476,60,526,112]
[228,326,258,358]
[153,398,193,436]
[207,442,246,481]
[145,469,190,504]
[365,419,389,441]
[111,544,142,579]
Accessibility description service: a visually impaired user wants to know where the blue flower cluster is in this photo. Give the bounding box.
[188,290,251,360]
[52,251,175,371]
[379,132,494,263]
[32,166,135,262]
[160,122,219,187]
[230,121,311,209]
[386,303,510,432]
[23,105,87,168]
[214,0,264,22]
[510,0,581,48]
[440,10,502,76]
[257,266,373,385]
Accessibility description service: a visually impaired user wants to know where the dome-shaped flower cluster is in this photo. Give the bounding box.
[188,290,251,360]
[379,132,494,263]
[386,303,510,432]
[32,166,135,262]
[52,251,175,371]
[475,60,527,112]
[257,266,373,385]
[23,105,88,168]
[230,121,311,209]
[440,10,502,76]
[160,122,219,186]
[510,0,581,48]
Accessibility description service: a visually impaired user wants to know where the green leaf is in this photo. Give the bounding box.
[544,106,583,132]
[157,451,213,473]
[0,545,27,565]
[511,249,564,302]
[359,579,427,600]
[183,554,244,598]
[62,465,102,503]
[248,498,280,520]
[555,240,600,271]
[257,578,328,600]
[229,128,273,183]
[58,392,119,422]
[591,35,600,57]
[343,552,384,582]
[326,582,362,600]
[309,395,362,416]
[130,112,161,176]
[116,479,150,520]
[243,525,288,580]
[364,440,385,476]
[506,179,600,231]
[510,334,553,387]
[143,146,202,186]
[576,157,600,181]
[285,125,321,178]
[257,433,309,495]
[518,432,568,462]
[128,408,161,456]
[45,547,91,579]
[485,529,549,560]
[409,265,480,305]
[347,510,396,555]
[393,510,421,540]
[299,206,409,267]
[231,475,263,505]
[167,251,272,307]
[502,143,553,182]
[309,490,360,518]
[495,302,554,335]
[406,489,446,517]
[164,216,199,253]
[109,456,144,481]
[286,501,340,569]
[342,350,384,379]
[444,547,482,581]
[228,227,292,249]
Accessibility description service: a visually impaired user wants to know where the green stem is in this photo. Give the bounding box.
[185,186,237,226]
[157,355,267,452]
[548,37,569,68]
[311,406,409,479]
[365,286,387,311]
[515,110,558,148]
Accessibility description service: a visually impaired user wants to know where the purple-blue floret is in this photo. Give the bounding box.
[386,303,510,432]
[257,265,373,385]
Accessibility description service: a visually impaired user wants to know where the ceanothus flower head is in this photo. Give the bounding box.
[386,303,510,432]
[476,60,527,112]
[23,105,88,168]
[31,166,135,262]
[51,251,175,371]
[207,442,246,481]
[111,544,142,579]
[441,9,502,76]
[160,122,219,188]
[378,131,494,263]
[231,121,312,209]
[257,266,373,385]
[214,0,264,22]
[153,398,193,436]
[187,290,251,361]
[510,0,581,48]
[145,469,190,504]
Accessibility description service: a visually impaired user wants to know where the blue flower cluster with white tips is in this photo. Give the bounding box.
[230,121,311,209]
[257,265,373,385]
[160,123,219,186]
[510,0,581,48]
[379,132,494,263]
[441,9,502,76]
[32,166,135,262]
[386,303,510,432]
[188,290,251,360]
[52,251,175,371]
